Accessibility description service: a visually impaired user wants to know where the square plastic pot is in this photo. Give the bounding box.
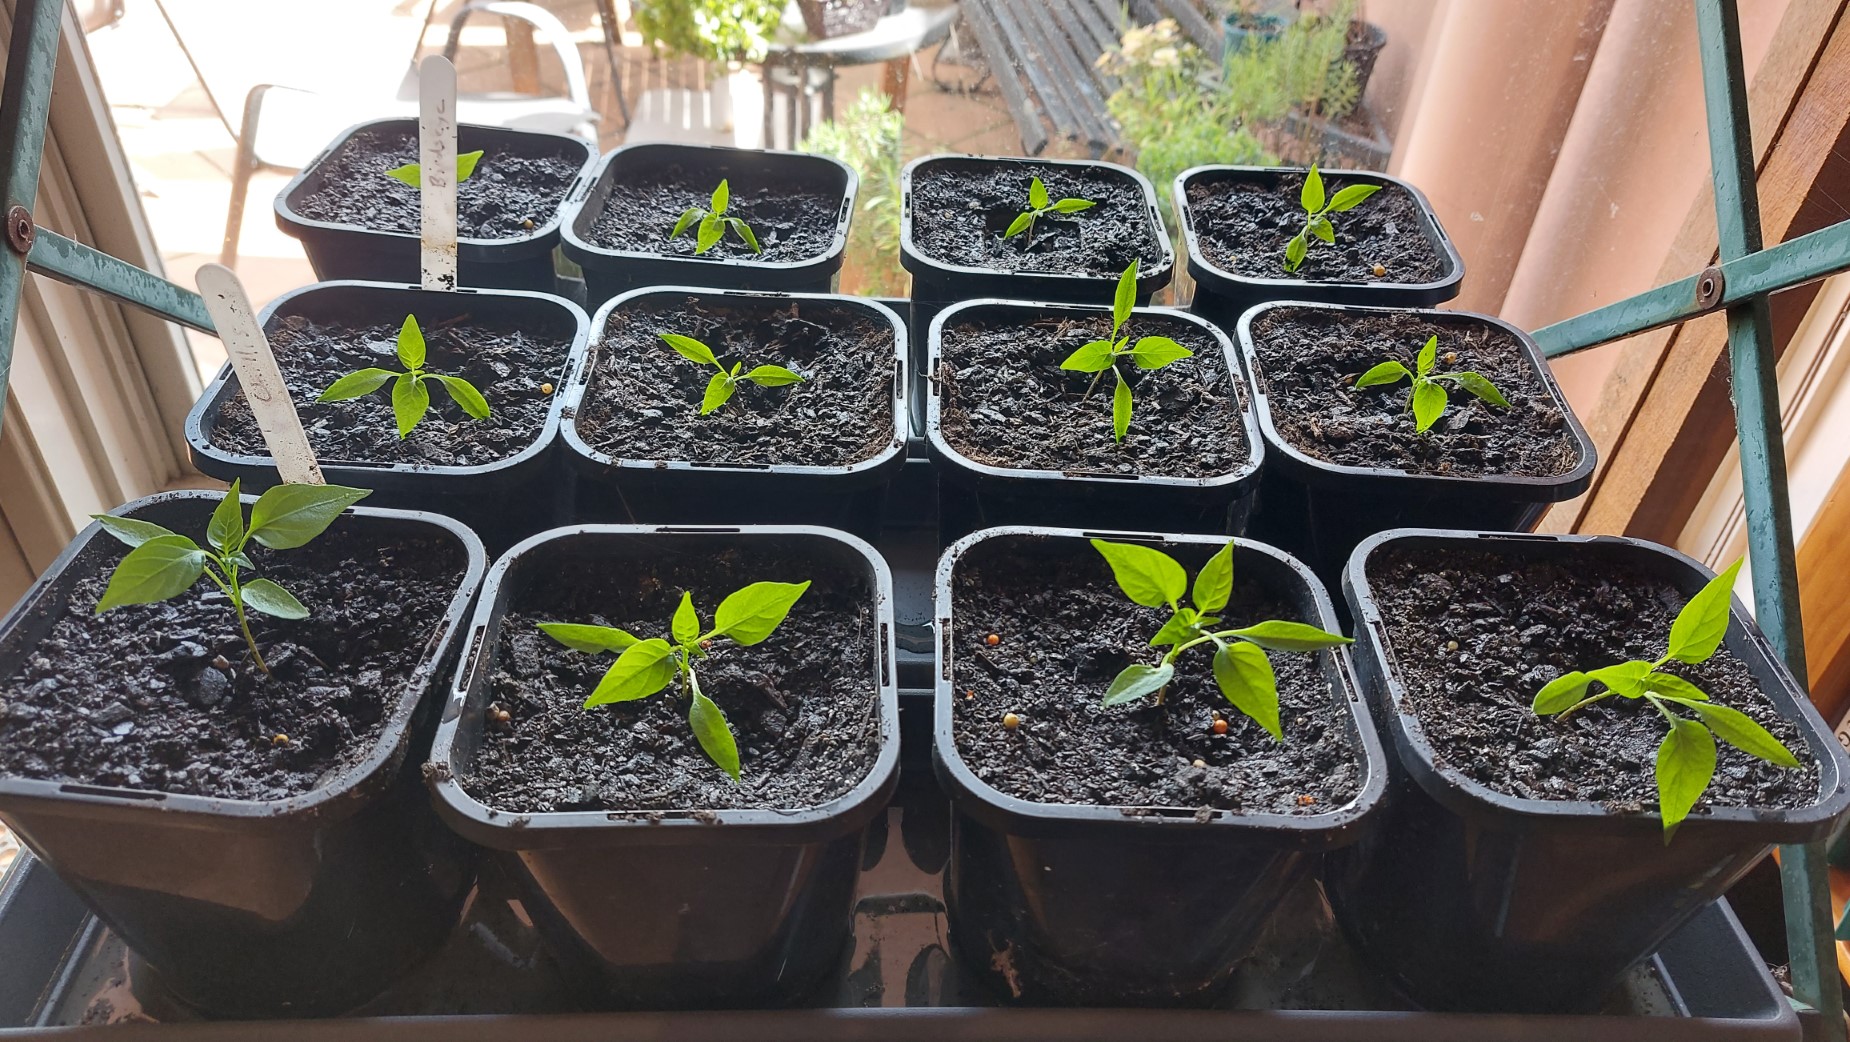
[560,143,856,308]
[925,300,1263,539]
[1332,528,1850,1013]
[275,119,597,293]
[932,527,1388,1006]
[0,491,487,1018]
[185,280,591,552]
[424,524,901,1008]
[901,154,1175,393]
[1233,301,1597,590]
[560,286,908,538]
[1174,165,1463,329]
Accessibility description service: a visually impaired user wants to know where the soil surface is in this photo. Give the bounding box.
[585,156,842,263]
[1246,307,1583,478]
[213,300,575,468]
[1185,171,1446,284]
[574,293,895,467]
[0,514,467,801]
[461,542,883,812]
[292,125,584,240]
[908,160,1166,278]
[936,306,1249,477]
[1366,546,1820,813]
[950,536,1360,812]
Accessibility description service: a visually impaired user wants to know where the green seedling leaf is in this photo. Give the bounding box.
[538,622,641,653]
[241,577,308,620]
[1642,672,1709,703]
[661,333,719,366]
[1326,183,1382,212]
[729,218,761,253]
[1090,538,1186,609]
[95,535,207,613]
[90,514,177,549]
[1113,372,1132,441]
[1451,371,1510,409]
[393,372,431,438]
[456,149,484,182]
[1655,715,1716,836]
[712,580,811,645]
[397,314,426,370]
[711,178,730,213]
[1214,642,1281,740]
[318,368,399,402]
[1149,612,1198,649]
[1532,671,1593,714]
[1004,212,1034,238]
[1052,198,1095,214]
[247,483,371,549]
[1130,336,1192,369]
[1416,336,1437,377]
[1193,540,1234,614]
[672,591,700,646]
[1356,361,1410,389]
[1668,558,1743,664]
[1113,260,1138,332]
[671,207,702,239]
[1679,700,1800,767]
[1284,233,1308,272]
[1588,659,1655,698]
[586,638,676,707]
[207,479,245,552]
[701,371,735,414]
[384,163,421,187]
[1060,340,1116,372]
[1300,164,1325,213]
[1226,620,1352,652]
[742,364,803,387]
[1102,662,1175,707]
[1308,216,1335,244]
[1029,177,1050,210]
[1411,381,1448,433]
[690,689,741,780]
[431,374,491,419]
[696,211,724,253]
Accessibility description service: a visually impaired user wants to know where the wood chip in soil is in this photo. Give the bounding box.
[461,543,883,813]
[0,515,467,802]
[907,160,1165,278]
[1185,171,1446,284]
[1365,546,1820,813]
[936,306,1248,478]
[574,293,895,467]
[950,535,1360,813]
[1246,307,1583,478]
[585,159,840,263]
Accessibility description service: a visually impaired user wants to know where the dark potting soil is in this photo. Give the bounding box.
[1247,307,1582,478]
[461,544,882,813]
[908,161,1165,278]
[1367,547,1820,812]
[0,518,467,801]
[213,308,573,468]
[574,293,895,467]
[950,537,1360,812]
[1185,171,1446,284]
[937,307,1248,477]
[292,126,583,240]
[585,161,840,263]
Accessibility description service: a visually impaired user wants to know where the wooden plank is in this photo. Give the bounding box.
[1018,0,1117,151]
[1800,463,1850,723]
[960,4,1050,154]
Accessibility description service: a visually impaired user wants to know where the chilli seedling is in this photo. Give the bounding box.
[539,580,811,780]
[1092,538,1350,737]
[318,314,491,438]
[1282,164,1381,274]
[1530,558,1800,838]
[1058,259,1191,442]
[659,332,803,415]
[1356,335,1508,434]
[384,149,485,188]
[671,179,762,255]
[1004,175,1094,243]
[91,482,371,676]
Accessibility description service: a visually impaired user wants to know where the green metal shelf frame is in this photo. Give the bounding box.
[2,0,1849,1028]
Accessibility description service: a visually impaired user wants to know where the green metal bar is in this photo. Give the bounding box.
[0,0,67,434]
[1693,0,1843,1030]
[1535,217,1850,357]
[25,229,213,333]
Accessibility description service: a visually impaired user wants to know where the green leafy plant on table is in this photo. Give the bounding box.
[1057,260,1191,442]
[91,482,372,676]
[1091,538,1350,738]
[635,0,786,64]
[318,314,491,438]
[384,150,485,189]
[1354,334,1508,434]
[659,331,803,415]
[801,88,904,296]
[1530,558,1800,837]
[1005,176,1095,243]
[539,580,811,780]
[671,180,762,255]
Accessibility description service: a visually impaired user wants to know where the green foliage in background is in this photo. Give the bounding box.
[636,0,786,64]
[802,88,906,297]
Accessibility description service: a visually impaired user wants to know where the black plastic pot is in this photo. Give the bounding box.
[1333,528,1850,1013]
[798,0,882,37]
[1234,301,1596,590]
[925,300,1263,538]
[0,491,486,1018]
[933,527,1387,1006]
[1344,20,1389,97]
[185,280,591,553]
[560,143,857,307]
[275,119,597,293]
[425,524,900,1008]
[1174,165,1463,329]
[900,154,1174,395]
[560,286,908,537]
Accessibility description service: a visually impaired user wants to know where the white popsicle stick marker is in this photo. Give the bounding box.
[195,264,324,485]
[419,55,460,291]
